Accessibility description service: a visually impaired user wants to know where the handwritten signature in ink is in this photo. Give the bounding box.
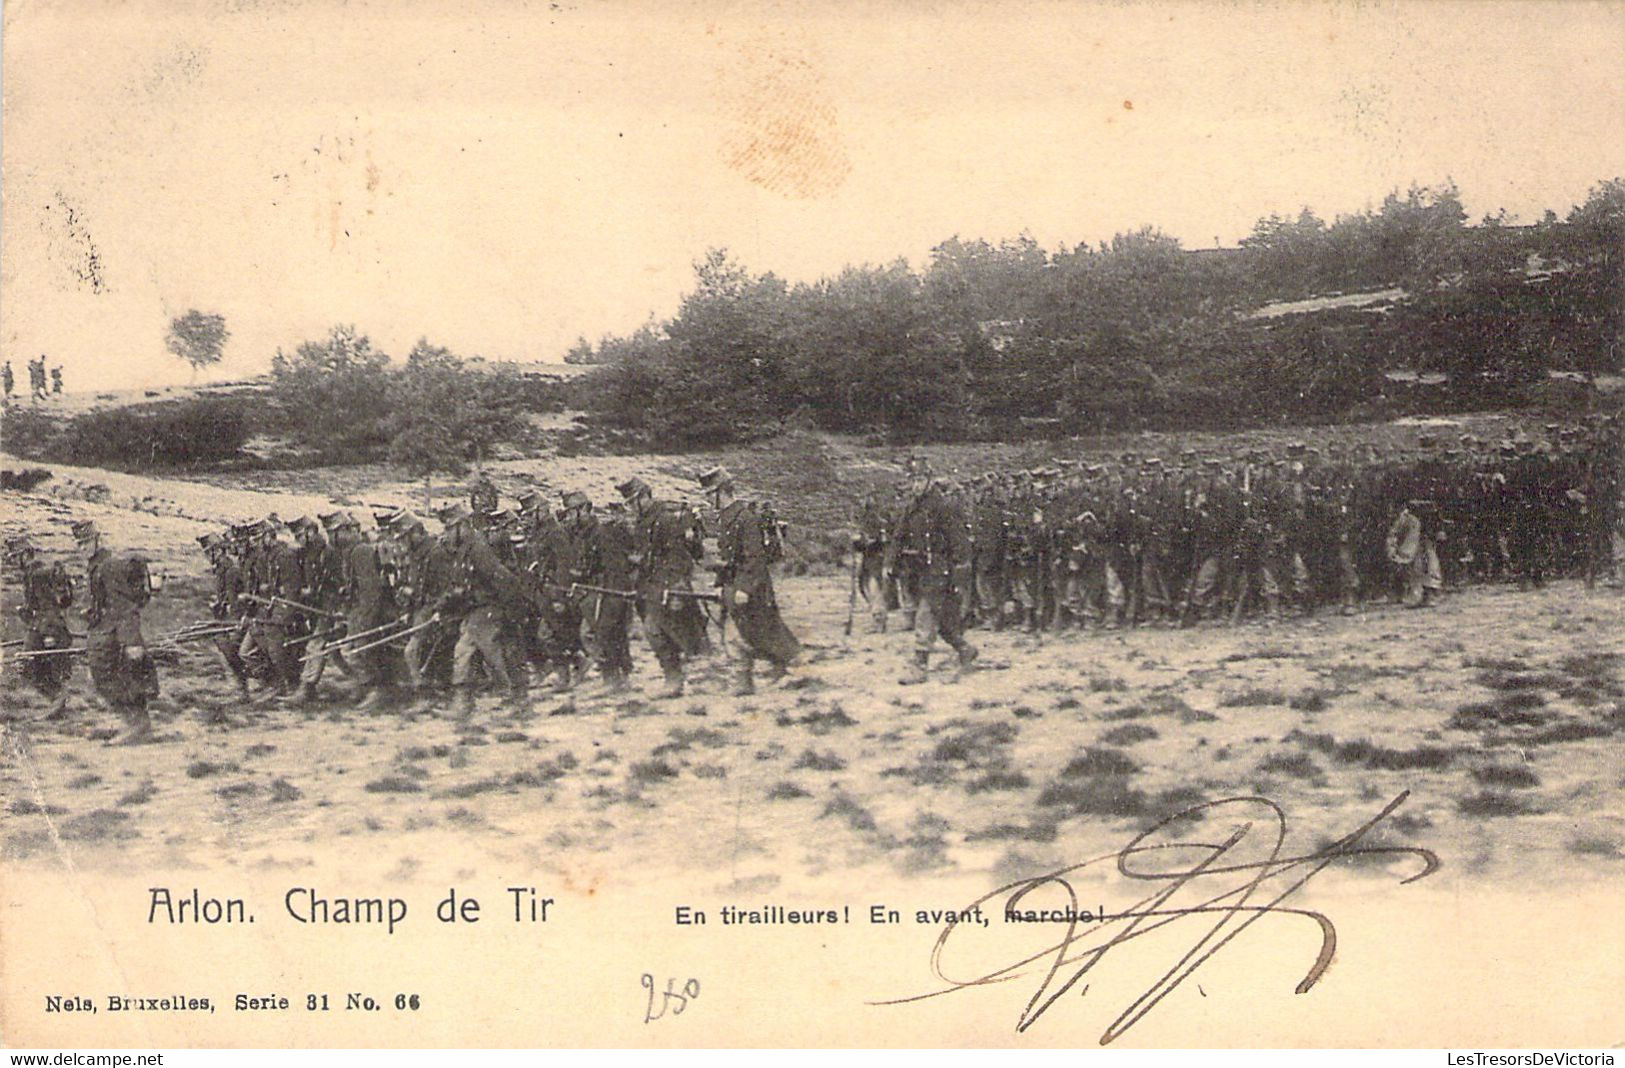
[874,792,1439,1043]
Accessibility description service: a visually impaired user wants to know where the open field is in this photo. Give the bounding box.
[2,451,1622,896]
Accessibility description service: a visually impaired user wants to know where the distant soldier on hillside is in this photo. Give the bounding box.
[2,361,14,400]
[51,366,63,396]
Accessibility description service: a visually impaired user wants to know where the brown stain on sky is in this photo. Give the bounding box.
[717,33,851,200]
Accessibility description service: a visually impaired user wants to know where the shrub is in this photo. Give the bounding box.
[58,399,249,467]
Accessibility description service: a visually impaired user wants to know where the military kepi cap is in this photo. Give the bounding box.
[432,501,471,524]
[697,466,734,491]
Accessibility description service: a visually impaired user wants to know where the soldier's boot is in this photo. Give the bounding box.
[506,684,533,718]
[731,660,755,697]
[658,668,685,700]
[954,641,980,674]
[899,650,931,685]
[551,662,574,694]
[603,671,632,695]
[40,690,70,721]
[291,681,320,706]
[112,703,154,746]
[902,610,917,631]
[456,686,478,721]
[1264,592,1282,623]
[872,610,889,635]
[356,687,396,714]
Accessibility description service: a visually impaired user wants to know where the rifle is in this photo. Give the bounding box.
[662,588,729,653]
[569,582,638,601]
[298,615,409,661]
[243,593,344,620]
[339,615,439,659]
[163,626,242,644]
[660,588,722,607]
[287,624,345,648]
[8,646,86,659]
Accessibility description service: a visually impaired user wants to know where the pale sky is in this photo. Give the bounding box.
[3,0,1622,390]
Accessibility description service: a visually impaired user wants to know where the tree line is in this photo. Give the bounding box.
[572,179,1624,447]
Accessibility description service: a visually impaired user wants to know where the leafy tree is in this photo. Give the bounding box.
[166,310,230,380]
[384,340,525,505]
[563,336,598,365]
[268,325,393,451]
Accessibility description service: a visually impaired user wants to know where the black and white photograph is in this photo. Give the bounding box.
[1,0,1622,1051]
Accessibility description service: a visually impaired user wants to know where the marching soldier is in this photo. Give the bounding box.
[390,512,454,704]
[701,466,800,695]
[518,489,585,692]
[73,520,160,744]
[240,518,303,699]
[853,491,895,633]
[289,515,345,704]
[2,360,13,401]
[573,493,636,692]
[198,532,253,699]
[468,472,500,530]
[434,501,535,718]
[8,535,76,719]
[1386,500,1441,607]
[886,457,978,684]
[327,511,400,711]
[620,477,708,699]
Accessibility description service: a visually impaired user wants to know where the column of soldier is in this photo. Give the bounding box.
[854,419,1623,681]
[4,465,806,743]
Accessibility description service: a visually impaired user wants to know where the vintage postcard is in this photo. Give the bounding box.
[2,0,1622,1050]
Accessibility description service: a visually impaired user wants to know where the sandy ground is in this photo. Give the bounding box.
[2,466,1622,899]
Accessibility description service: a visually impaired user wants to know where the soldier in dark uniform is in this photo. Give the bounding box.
[198,531,253,699]
[853,491,895,633]
[468,472,500,531]
[620,476,708,699]
[571,493,635,692]
[240,517,303,699]
[885,457,978,684]
[700,466,800,695]
[518,488,586,692]
[2,360,13,401]
[8,535,75,719]
[73,520,160,744]
[390,512,454,704]
[328,511,400,711]
[289,514,345,704]
[969,478,1010,630]
[435,501,536,718]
